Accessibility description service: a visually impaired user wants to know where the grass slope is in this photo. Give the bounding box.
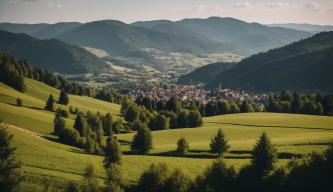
[1,79,333,191]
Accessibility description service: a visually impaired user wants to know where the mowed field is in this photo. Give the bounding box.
[1,79,333,191]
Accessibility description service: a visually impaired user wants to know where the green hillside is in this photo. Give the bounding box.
[1,77,333,191]
[178,62,236,85]
[200,32,333,91]
[0,30,109,73]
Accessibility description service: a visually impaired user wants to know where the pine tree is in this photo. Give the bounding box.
[104,136,122,168]
[131,125,152,154]
[252,132,277,177]
[210,129,230,157]
[0,125,22,191]
[58,90,69,105]
[240,100,254,113]
[177,137,189,155]
[73,114,85,136]
[45,94,55,111]
[103,113,113,136]
[166,97,181,113]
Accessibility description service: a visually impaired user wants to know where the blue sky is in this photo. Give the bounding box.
[0,0,332,24]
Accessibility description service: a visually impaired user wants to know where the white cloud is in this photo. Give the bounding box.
[47,2,63,9]
[170,4,223,13]
[234,1,298,10]
[305,2,325,12]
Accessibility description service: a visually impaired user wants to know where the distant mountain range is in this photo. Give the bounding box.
[0,17,311,56]
[181,32,333,92]
[268,23,333,34]
[0,30,109,73]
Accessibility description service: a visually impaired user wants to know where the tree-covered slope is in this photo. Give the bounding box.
[177,62,237,85]
[57,20,228,55]
[206,32,333,91]
[0,30,109,73]
[177,17,311,54]
[0,17,311,56]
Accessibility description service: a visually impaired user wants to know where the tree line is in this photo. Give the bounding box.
[2,120,333,192]
[60,130,333,192]
[53,110,124,155]
[200,90,333,117]
[121,96,203,131]
[0,51,121,104]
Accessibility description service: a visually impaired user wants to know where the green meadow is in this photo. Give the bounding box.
[1,79,333,191]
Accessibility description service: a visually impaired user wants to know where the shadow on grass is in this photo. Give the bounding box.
[206,121,333,131]
[118,139,132,146]
[4,102,44,111]
[146,149,303,160]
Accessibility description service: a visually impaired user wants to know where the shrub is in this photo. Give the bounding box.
[176,137,189,156]
[16,98,22,106]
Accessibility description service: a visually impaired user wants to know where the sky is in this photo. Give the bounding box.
[0,0,332,25]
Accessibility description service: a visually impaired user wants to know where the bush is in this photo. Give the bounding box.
[16,98,22,106]
[131,125,152,154]
[56,108,69,118]
[194,159,237,192]
[164,169,191,192]
[104,164,125,192]
[176,137,189,156]
[137,163,170,192]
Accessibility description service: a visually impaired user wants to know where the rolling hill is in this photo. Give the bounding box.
[177,62,237,85]
[1,70,333,191]
[56,20,228,55]
[0,30,109,73]
[184,32,333,91]
[0,17,311,56]
[268,23,333,33]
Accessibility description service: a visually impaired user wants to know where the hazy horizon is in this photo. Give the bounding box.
[0,0,333,25]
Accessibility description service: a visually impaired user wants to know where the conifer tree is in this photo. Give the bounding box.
[73,114,85,136]
[210,129,230,157]
[104,135,122,168]
[252,132,277,177]
[45,94,55,111]
[0,125,22,191]
[59,90,69,105]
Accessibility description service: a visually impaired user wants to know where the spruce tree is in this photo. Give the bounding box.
[104,136,122,168]
[45,94,55,111]
[210,129,230,157]
[131,125,152,154]
[58,90,69,105]
[252,132,277,177]
[0,125,22,191]
[103,113,113,136]
[74,114,85,136]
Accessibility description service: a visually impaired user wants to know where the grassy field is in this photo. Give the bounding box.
[1,79,333,191]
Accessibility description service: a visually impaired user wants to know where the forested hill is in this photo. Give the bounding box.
[187,32,333,92]
[207,32,333,91]
[0,30,109,74]
[177,62,237,85]
[0,17,311,56]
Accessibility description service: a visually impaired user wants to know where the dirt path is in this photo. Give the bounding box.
[1,123,45,140]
